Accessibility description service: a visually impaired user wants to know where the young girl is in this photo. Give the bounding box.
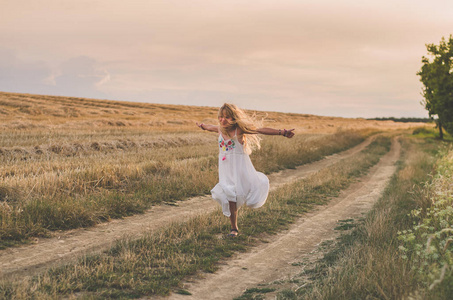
[197,103,295,237]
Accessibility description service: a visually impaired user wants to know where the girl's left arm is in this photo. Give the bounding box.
[256,127,295,138]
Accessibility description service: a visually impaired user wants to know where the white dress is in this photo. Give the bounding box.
[211,130,270,217]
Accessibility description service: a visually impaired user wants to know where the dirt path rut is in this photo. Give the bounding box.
[168,137,400,300]
[0,137,374,280]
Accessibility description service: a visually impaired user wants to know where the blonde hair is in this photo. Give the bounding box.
[218,103,263,154]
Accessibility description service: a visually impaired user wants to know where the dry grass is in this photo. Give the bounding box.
[0,92,427,239]
[0,136,392,299]
[0,93,428,298]
[0,91,423,132]
[2,91,411,247]
[0,130,367,247]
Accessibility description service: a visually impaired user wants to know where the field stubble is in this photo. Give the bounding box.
[0,135,393,299]
[0,92,430,297]
[1,92,420,247]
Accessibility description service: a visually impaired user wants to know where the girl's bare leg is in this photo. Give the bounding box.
[229,201,239,235]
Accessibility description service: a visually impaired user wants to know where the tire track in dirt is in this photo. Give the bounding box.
[0,137,375,280]
[168,137,400,300]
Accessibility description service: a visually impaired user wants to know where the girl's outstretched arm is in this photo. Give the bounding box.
[196,122,219,133]
[256,127,295,138]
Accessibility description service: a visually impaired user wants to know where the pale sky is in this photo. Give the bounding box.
[1,0,452,118]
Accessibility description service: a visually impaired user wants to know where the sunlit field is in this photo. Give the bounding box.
[0,135,393,298]
[0,91,424,247]
[1,91,445,299]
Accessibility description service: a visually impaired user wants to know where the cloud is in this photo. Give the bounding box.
[0,48,53,94]
[0,50,110,99]
[53,56,110,98]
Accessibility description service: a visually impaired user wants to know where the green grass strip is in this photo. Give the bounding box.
[0,136,390,299]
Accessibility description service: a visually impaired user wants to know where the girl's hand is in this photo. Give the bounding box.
[196,122,206,130]
[283,128,295,138]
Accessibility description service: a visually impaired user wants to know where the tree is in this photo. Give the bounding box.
[417,35,453,139]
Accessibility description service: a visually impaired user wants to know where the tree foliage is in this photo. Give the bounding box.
[417,35,453,139]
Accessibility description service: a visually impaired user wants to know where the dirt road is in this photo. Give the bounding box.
[168,137,400,300]
[0,137,374,280]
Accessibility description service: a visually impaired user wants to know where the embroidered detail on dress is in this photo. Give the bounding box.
[219,138,235,151]
[219,137,235,161]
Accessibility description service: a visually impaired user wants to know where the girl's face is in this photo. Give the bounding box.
[218,111,233,128]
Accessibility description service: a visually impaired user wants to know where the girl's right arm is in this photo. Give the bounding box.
[196,122,219,133]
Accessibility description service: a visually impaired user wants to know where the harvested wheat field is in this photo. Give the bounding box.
[2,91,450,299]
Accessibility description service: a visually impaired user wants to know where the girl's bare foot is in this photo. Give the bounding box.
[228,228,239,237]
